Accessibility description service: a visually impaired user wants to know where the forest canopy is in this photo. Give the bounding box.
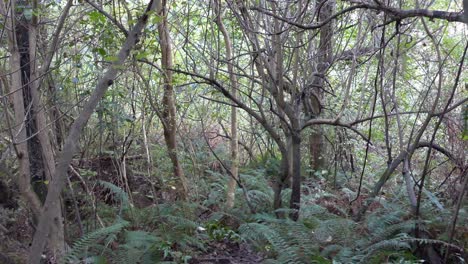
[0,0,467,263]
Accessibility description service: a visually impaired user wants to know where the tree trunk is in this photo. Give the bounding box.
[157,0,189,200]
[226,61,239,208]
[289,131,301,220]
[0,0,42,219]
[309,129,323,172]
[28,4,65,258]
[12,0,47,205]
[273,155,289,211]
[308,0,334,172]
[214,0,239,209]
[28,1,160,261]
[4,0,65,258]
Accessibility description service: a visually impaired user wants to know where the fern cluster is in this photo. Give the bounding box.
[65,219,130,263]
[237,195,427,264]
[65,169,466,264]
[66,181,207,263]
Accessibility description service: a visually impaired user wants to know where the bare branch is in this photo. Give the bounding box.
[251,2,465,30]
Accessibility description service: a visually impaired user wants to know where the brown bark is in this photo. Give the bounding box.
[289,131,302,220]
[214,0,239,209]
[28,1,160,262]
[308,0,334,172]
[390,32,417,212]
[28,1,65,258]
[273,156,289,210]
[252,2,466,28]
[309,131,323,171]
[13,0,49,206]
[0,0,43,219]
[157,0,189,200]
[1,10,71,256]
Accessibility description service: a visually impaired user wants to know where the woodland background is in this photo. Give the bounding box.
[0,0,467,263]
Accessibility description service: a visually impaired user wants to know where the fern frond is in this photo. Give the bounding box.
[248,189,273,210]
[113,230,161,264]
[314,218,356,243]
[358,233,411,264]
[239,223,303,264]
[98,180,131,209]
[369,220,421,244]
[65,219,129,263]
[403,238,464,252]
[300,204,329,219]
[162,215,199,230]
[253,212,287,224]
[321,244,343,258]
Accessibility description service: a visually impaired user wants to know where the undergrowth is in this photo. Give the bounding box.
[64,169,466,264]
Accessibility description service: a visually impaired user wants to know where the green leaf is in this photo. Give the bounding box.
[135,51,149,60]
[310,255,332,264]
[152,15,162,24]
[94,256,107,264]
[88,11,105,23]
[104,55,119,62]
[97,48,107,56]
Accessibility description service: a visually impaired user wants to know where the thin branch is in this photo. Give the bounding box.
[84,0,129,36]
[28,1,160,261]
[252,2,465,31]
[198,109,256,214]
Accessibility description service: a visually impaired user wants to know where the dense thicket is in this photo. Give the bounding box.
[0,0,466,263]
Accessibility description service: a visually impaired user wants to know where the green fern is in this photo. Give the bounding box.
[248,189,273,211]
[113,230,162,264]
[321,244,343,258]
[357,233,412,263]
[239,222,303,264]
[65,219,129,263]
[98,180,131,210]
[369,220,422,244]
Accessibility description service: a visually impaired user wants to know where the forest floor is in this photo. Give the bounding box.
[189,240,263,264]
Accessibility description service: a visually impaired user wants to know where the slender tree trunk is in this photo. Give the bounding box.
[3,1,65,258]
[390,29,418,212]
[231,0,295,213]
[28,2,65,258]
[273,155,289,210]
[403,158,417,209]
[287,135,294,187]
[309,131,323,171]
[214,0,239,209]
[289,130,302,220]
[13,0,48,205]
[157,0,189,200]
[308,0,334,171]
[6,5,66,256]
[0,0,43,218]
[28,1,160,261]
[48,80,64,149]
